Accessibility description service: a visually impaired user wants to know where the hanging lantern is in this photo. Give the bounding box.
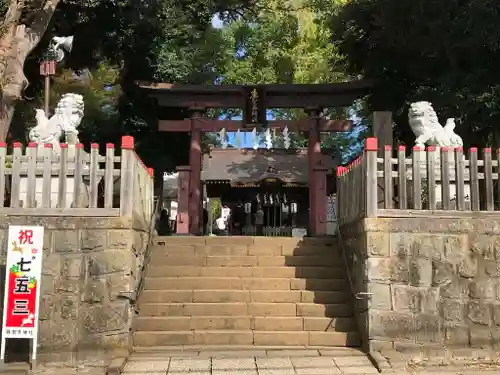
[244,202,252,213]
[291,202,298,214]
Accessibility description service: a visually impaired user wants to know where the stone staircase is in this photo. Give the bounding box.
[133,236,360,347]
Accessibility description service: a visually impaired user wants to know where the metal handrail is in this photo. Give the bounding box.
[134,196,162,309]
[333,201,372,301]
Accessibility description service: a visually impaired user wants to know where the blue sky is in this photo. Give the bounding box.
[212,14,223,29]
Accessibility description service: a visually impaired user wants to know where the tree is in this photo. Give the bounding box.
[220,0,345,86]
[216,0,367,157]
[330,0,500,147]
[0,0,62,141]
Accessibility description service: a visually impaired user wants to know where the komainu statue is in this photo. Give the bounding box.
[408,101,463,148]
[29,93,84,154]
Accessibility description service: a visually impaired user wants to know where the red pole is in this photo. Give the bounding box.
[39,60,56,115]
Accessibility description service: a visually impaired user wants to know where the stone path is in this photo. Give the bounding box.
[122,347,379,375]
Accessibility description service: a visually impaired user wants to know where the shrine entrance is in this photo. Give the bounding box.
[202,148,332,236]
[248,178,300,237]
[139,82,372,236]
[208,178,299,237]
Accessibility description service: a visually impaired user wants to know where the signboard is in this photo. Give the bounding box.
[243,86,266,127]
[0,226,44,362]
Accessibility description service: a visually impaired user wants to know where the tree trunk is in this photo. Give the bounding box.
[0,0,60,142]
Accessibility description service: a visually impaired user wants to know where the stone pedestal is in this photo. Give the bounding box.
[407,148,471,209]
[18,145,91,208]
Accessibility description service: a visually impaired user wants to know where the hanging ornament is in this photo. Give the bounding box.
[265,128,272,149]
[219,128,228,149]
[283,126,291,149]
[252,128,259,150]
[234,129,242,149]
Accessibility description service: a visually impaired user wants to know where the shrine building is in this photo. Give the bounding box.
[139,81,372,236]
[202,148,338,235]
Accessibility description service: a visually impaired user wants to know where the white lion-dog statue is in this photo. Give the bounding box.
[408,101,463,148]
[29,93,84,154]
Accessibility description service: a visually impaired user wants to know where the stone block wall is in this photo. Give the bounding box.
[342,216,500,356]
[0,215,149,364]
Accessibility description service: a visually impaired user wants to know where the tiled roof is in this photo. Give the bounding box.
[201,148,337,183]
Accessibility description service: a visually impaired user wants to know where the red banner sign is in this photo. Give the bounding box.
[1,226,44,341]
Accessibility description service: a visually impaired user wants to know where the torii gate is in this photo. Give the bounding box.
[139,82,373,236]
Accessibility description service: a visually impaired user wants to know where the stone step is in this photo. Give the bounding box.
[137,303,353,317]
[130,345,367,355]
[133,316,357,332]
[133,330,360,347]
[151,244,337,257]
[139,290,350,304]
[143,277,346,291]
[148,254,342,267]
[0,363,29,375]
[146,265,346,279]
[154,236,336,247]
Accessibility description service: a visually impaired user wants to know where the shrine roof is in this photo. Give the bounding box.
[201,148,337,183]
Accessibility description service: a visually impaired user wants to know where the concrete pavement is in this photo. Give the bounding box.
[122,347,378,375]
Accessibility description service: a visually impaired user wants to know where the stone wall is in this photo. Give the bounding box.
[343,215,500,358]
[0,215,149,364]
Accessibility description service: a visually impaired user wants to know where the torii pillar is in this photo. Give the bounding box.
[174,109,204,236]
[307,108,328,236]
[188,109,203,235]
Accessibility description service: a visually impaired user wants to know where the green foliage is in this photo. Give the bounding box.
[211,197,222,221]
[330,0,500,148]
[220,0,345,86]
[51,62,121,144]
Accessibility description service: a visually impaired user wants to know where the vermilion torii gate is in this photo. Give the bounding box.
[139,81,373,236]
